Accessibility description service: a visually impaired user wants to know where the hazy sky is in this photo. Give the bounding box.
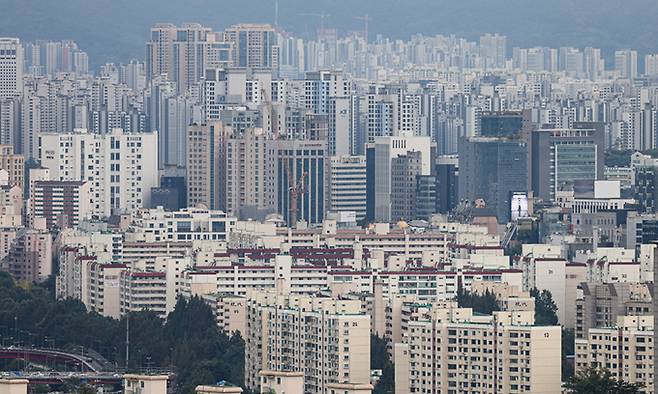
[1,0,656,66]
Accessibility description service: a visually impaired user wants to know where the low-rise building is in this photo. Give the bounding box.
[0,379,28,394]
[259,371,304,394]
[123,374,168,394]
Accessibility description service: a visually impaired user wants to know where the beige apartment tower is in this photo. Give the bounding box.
[187,122,227,210]
[244,293,371,394]
[394,308,561,394]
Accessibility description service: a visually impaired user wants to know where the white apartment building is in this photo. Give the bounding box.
[230,223,455,264]
[85,260,125,319]
[38,128,158,218]
[130,206,236,242]
[394,308,561,394]
[575,315,653,393]
[518,256,587,328]
[244,292,371,394]
[120,270,171,318]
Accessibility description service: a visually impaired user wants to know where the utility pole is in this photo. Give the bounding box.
[125,313,129,369]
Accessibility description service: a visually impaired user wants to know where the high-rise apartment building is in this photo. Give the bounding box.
[38,128,158,217]
[394,308,561,394]
[224,24,279,69]
[31,180,91,230]
[0,38,23,98]
[244,293,370,394]
[120,270,173,318]
[146,23,222,93]
[576,316,653,393]
[172,23,212,93]
[225,127,276,219]
[0,98,19,146]
[187,122,227,211]
[145,23,177,81]
[615,49,638,79]
[479,33,507,69]
[584,47,604,80]
[1,228,52,283]
[575,282,653,339]
[645,54,658,76]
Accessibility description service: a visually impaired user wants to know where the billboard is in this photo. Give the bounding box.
[510,191,529,222]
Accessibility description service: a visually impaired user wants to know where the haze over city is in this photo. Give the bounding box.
[0,1,657,394]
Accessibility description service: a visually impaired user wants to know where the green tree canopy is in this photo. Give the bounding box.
[530,288,558,325]
[370,335,394,394]
[457,288,500,315]
[0,272,244,394]
[565,367,644,393]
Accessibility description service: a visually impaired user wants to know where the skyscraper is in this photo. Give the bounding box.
[390,150,422,221]
[366,136,432,223]
[479,33,507,69]
[0,38,23,98]
[458,136,528,223]
[329,155,367,222]
[530,124,605,202]
[224,24,279,69]
[225,127,276,219]
[272,138,327,226]
[615,49,638,79]
[186,122,226,211]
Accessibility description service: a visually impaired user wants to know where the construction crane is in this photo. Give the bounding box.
[299,13,331,34]
[354,14,370,43]
[285,159,307,226]
[267,85,307,226]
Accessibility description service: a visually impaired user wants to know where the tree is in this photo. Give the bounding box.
[562,328,575,381]
[565,367,644,393]
[370,335,394,394]
[0,272,245,394]
[457,288,500,315]
[530,288,558,325]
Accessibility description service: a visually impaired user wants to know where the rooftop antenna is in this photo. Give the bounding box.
[274,0,279,29]
[354,14,370,44]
